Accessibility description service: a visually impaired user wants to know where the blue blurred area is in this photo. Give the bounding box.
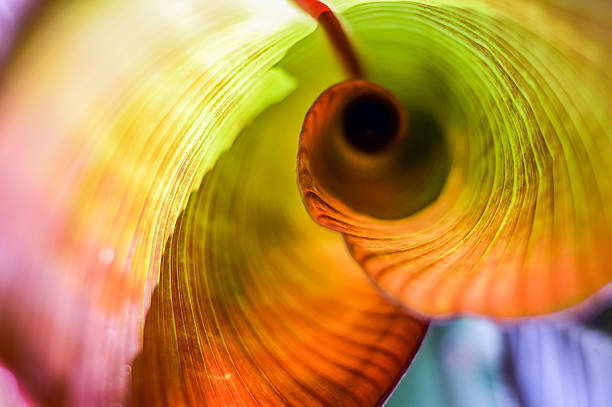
[386,317,612,407]
[505,320,612,407]
[386,319,519,407]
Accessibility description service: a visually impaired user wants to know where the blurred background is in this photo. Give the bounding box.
[386,315,612,407]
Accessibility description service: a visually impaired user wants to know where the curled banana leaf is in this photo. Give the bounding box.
[0,0,611,405]
[299,0,612,317]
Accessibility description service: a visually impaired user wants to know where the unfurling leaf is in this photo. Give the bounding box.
[299,0,612,317]
[1,0,611,405]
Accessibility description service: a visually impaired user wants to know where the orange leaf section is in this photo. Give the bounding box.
[298,50,611,318]
[131,106,426,406]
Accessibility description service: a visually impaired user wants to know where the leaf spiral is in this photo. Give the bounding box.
[299,0,612,317]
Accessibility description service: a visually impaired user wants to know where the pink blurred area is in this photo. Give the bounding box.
[0,362,35,406]
[1,2,87,406]
[1,1,38,402]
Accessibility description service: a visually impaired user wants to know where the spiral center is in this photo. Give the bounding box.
[341,93,400,154]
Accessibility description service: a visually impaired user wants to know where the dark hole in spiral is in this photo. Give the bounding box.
[341,92,400,154]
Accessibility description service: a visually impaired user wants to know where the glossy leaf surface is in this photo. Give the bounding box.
[299,0,612,317]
